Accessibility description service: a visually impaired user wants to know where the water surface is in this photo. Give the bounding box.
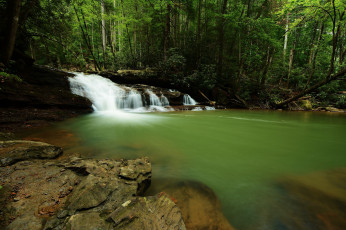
[22,110,346,229]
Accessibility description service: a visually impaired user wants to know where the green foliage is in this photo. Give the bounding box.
[0,72,22,83]
[1,0,343,107]
[186,65,217,91]
[159,48,186,74]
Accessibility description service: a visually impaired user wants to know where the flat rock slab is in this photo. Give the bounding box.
[0,145,186,230]
[0,140,62,166]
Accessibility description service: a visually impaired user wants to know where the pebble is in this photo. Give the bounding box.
[13,197,20,202]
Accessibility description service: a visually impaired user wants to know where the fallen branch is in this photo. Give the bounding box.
[275,68,346,108]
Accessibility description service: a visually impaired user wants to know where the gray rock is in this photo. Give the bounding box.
[65,174,115,212]
[108,195,186,230]
[65,212,112,230]
[6,215,43,230]
[0,140,62,166]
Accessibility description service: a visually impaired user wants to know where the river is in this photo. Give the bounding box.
[21,109,346,230]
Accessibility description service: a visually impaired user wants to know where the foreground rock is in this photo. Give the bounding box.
[0,140,62,166]
[279,168,346,230]
[147,179,235,230]
[0,142,186,230]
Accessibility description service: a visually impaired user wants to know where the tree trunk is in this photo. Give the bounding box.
[163,2,171,61]
[74,6,101,71]
[217,0,228,77]
[275,68,346,108]
[2,0,21,64]
[305,22,324,89]
[101,0,107,68]
[196,0,202,66]
[283,14,289,62]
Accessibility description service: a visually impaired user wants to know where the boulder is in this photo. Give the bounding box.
[279,168,346,230]
[0,140,62,166]
[107,194,186,230]
[147,180,235,230]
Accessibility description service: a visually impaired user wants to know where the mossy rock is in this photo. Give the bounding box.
[300,99,312,110]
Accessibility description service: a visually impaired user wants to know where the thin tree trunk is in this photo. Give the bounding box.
[74,6,101,71]
[217,0,228,77]
[283,14,289,62]
[305,22,324,89]
[2,0,21,64]
[196,0,202,66]
[101,0,107,68]
[276,68,346,108]
[163,2,171,61]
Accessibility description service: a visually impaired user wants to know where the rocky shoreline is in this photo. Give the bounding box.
[0,139,234,230]
[0,140,186,230]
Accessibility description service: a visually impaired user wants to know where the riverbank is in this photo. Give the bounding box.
[0,138,235,230]
[0,65,92,132]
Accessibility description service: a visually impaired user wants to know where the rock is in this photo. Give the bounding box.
[65,174,114,212]
[0,141,186,230]
[6,215,43,230]
[65,212,112,230]
[0,65,92,132]
[0,140,62,166]
[107,194,186,230]
[300,99,312,110]
[147,180,235,230]
[325,107,344,112]
[279,168,346,230]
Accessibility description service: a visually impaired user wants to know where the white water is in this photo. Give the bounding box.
[161,95,170,106]
[183,94,198,105]
[68,72,171,113]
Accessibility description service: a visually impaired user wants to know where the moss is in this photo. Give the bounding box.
[300,99,312,110]
[0,71,22,83]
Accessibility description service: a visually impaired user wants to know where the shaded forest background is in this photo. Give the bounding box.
[0,0,345,109]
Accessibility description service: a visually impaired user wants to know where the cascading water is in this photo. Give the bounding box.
[161,95,170,106]
[146,89,162,106]
[68,72,170,113]
[183,94,198,105]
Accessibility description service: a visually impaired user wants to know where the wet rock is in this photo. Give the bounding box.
[0,65,92,132]
[300,99,312,110]
[107,194,186,230]
[325,107,344,112]
[0,140,187,230]
[279,168,346,230]
[6,215,43,230]
[147,180,235,230]
[65,212,112,230]
[65,174,114,212]
[0,140,62,166]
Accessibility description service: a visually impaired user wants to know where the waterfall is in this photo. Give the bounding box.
[183,94,198,105]
[68,73,170,112]
[146,89,162,106]
[161,95,170,106]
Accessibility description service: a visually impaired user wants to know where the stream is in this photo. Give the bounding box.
[21,73,346,230]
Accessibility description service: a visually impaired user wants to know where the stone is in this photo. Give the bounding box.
[65,212,112,230]
[107,194,186,230]
[300,99,312,110]
[65,174,113,211]
[325,107,344,112]
[0,140,62,166]
[279,168,346,230]
[147,180,235,230]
